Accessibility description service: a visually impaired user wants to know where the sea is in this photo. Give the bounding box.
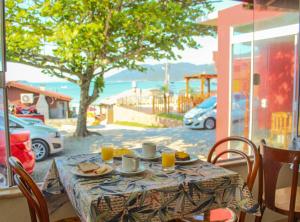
[29,81,217,108]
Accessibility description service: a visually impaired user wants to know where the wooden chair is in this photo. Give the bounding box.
[270,112,292,148]
[183,136,260,222]
[8,157,80,222]
[256,141,300,222]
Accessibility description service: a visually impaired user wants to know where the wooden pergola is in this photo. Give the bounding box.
[184,73,217,97]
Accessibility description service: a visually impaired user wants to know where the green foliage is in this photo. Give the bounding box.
[157,113,184,121]
[160,85,169,94]
[6,0,215,134]
[6,0,215,84]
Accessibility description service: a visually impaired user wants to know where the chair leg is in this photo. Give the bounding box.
[238,212,246,222]
[254,216,262,222]
[255,206,265,222]
[204,211,210,221]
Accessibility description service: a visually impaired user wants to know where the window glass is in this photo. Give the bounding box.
[197,96,216,109]
[253,1,299,148]
[0,89,8,188]
[5,0,254,183]
[0,0,7,188]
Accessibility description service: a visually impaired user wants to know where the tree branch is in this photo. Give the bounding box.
[88,81,100,104]
[103,9,112,43]
[43,69,78,84]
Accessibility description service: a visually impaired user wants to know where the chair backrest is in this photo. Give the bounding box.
[259,142,300,221]
[8,157,49,222]
[207,136,260,191]
[207,136,260,222]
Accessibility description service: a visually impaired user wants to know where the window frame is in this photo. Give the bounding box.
[0,0,11,187]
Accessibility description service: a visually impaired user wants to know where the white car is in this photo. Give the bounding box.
[9,115,64,161]
[183,95,246,130]
[19,117,44,125]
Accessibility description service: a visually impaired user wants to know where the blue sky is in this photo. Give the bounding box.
[6,1,240,83]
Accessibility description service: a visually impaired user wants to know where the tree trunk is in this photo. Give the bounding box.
[74,83,91,137]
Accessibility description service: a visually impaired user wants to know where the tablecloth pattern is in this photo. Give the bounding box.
[42,153,259,222]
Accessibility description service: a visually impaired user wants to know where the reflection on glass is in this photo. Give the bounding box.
[230,41,252,151]
[0,89,7,187]
[252,1,299,148]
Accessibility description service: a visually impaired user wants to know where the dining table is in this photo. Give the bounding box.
[42,149,260,222]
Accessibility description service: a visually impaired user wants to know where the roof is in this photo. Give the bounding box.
[184,74,217,80]
[7,81,72,102]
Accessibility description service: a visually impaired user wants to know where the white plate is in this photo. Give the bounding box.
[116,166,146,176]
[71,164,113,177]
[137,152,161,161]
[175,155,199,165]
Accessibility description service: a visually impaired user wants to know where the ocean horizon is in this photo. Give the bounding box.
[28,80,217,108]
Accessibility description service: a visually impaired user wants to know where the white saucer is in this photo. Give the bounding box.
[116,166,146,176]
[175,155,199,165]
[138,152,161,161]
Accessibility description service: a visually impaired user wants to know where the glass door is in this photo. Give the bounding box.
[253,0,299,148]
[0,0,10,187]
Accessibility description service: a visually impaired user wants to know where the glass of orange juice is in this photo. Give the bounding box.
[161,150,175,172]
[101,143,114,164]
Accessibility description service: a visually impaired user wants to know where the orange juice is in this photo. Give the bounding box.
[101,144,114,162]
[162,151,175,170]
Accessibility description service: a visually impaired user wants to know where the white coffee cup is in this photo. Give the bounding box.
[142,142,157,158]
[122,154,140,172]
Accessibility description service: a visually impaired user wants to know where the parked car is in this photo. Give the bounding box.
[9,115,64,161]
[19,117,44,125]
[0,124,35,187]
[183,94,246,130]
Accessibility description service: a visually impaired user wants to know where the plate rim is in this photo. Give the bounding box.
[175,154,199,164]
[71,164,113,177]
[116,165,146,175]
[137,152,161,160]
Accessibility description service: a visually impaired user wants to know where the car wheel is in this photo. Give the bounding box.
[32,139,49,161]
[204,117,216,130]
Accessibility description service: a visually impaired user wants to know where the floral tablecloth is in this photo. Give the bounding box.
[42,152,259,222]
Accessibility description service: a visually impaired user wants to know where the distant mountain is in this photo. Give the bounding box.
[106,62,216,82]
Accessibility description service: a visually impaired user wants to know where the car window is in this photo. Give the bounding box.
[197,96,217,109]
[0,115,4,130]
[9,120,23,128]
[9,115,30,126]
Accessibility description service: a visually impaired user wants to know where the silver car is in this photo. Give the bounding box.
[19,117,44,125]
[9,115,64,161]
[184,96,217,130]
[183,95,246,130]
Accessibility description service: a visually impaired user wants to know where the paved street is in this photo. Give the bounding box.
[33,124,215,181]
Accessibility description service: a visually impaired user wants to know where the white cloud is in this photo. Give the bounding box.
[6,62,63,83]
